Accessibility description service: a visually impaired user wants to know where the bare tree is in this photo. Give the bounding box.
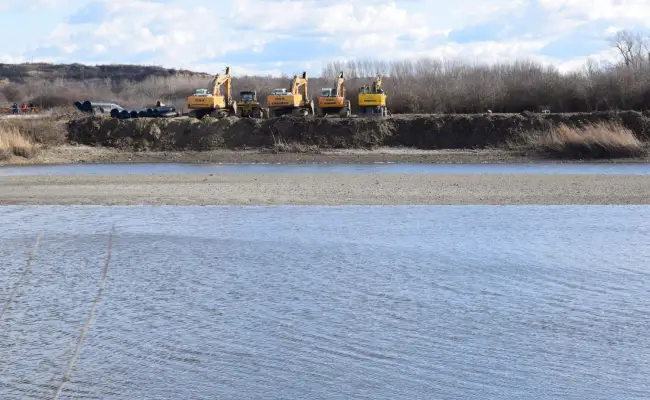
[610,29,650,69]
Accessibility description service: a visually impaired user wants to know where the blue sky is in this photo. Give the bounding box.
[1,0,649,76]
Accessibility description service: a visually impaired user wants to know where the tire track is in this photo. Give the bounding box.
[0,232,42,322]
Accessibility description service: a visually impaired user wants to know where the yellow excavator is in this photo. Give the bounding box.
[358,76,387,117]
[317,72,351,117]
[238,90,268,119]
[267,71,314,118]
[186,66,237,119]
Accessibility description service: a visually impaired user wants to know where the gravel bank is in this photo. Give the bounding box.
[1,173,649,205]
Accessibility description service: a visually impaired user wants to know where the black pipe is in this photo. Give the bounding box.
[151,106,175,115]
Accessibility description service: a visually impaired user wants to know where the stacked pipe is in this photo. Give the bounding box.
[110,105,179,119]
[73,100,179,119]
[73,100,122,115]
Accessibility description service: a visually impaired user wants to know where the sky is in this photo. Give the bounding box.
[1,0,649,77]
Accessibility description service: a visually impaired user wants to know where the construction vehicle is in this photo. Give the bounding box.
[186,66,237,119]
[238,90,268,119]
[317,72,351,117]
[358,76,387,117]
[267,71,314,118]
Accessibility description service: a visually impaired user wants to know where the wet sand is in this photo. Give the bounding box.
[1,173,649,205]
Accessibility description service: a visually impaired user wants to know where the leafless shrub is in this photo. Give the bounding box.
[2,53,650,114]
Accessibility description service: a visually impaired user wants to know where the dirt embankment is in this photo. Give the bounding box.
[66,111,650,151]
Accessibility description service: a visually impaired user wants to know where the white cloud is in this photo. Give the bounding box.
[538,0,650,25]
[1,0,647,76]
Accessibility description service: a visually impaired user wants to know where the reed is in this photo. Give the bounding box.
[0,125,38,159]
[521,122,648,159]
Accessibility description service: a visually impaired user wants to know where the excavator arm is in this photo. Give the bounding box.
[335,72,344,97]
[209,66,232,104]
[371,76,382,93]
[291,72,308,98]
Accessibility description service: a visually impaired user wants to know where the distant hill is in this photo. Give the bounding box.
[0,63,211,83]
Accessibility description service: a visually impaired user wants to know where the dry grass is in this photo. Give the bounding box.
[521,122,648,159]
[0,126,39,160]
[0,116,68,146]
[268,132,321,153]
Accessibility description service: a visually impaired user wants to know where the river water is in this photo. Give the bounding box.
[2,161,650,176]
[1,205,650,399]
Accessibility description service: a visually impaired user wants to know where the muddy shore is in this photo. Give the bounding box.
[2,173,649,205]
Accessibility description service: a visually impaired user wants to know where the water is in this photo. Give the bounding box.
[2,162,650,176]
[1,205,650,399]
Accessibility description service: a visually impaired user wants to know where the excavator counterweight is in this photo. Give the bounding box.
[317,72,351,118]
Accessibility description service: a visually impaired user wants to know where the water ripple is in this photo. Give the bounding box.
[1,205,649,399]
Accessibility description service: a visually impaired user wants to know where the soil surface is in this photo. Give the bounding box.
[2,173,649,205]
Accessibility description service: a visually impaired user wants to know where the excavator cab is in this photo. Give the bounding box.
[321,88,336,97]
[239,91,257,103]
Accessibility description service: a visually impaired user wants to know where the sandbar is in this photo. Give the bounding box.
[1,173,649,205]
